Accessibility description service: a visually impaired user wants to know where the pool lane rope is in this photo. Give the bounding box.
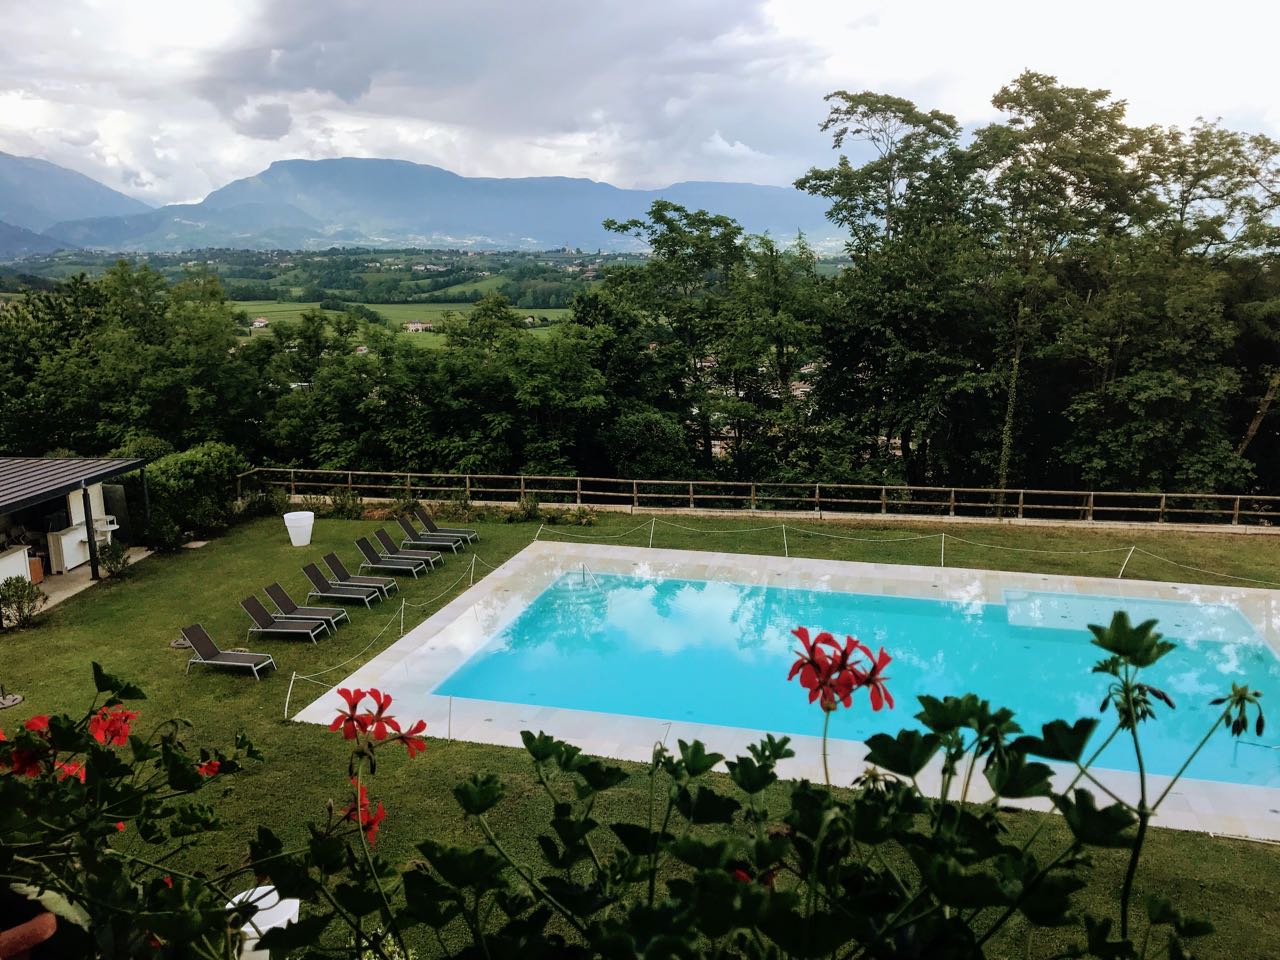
[537,515,1278,587]
[283,555,491,719]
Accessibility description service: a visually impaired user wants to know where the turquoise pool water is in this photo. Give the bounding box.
[435,573,1280,786]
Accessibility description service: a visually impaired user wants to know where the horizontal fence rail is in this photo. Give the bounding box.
[236,468,1280,529]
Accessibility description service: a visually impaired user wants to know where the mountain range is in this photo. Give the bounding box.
[0,153,838,257]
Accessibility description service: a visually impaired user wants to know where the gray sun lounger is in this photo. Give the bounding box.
[355,536,427,578]
[265,582,350,632]
[324,552,397,597]
[303,563,381,607]
[374,528,443,566]
[240,596,328,642]
[396,515,461,553]
[413,503,479,543]
[182,624,276,680]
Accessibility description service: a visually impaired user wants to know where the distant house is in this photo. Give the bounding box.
[523,316,538,326]
[412,264,427,272]
[404,320,435,333]
[251,317,269,329]
[355,345,369,355]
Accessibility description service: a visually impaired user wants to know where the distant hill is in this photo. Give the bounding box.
[0,151,151,233]
[0,219,70,258]
[45,157,838,252]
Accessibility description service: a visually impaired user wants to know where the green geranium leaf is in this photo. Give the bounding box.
[675,785,740,824]
[453,773,505,815]
[864,729,941,777]
[985,753,1054,799]
[577,759,627,792]
[678,739,723,778]
[1012,718,1099,763]
[1055,789,1137,848]
[418,839,507,890]
[1088,612,1176,668]
[8,883,92,931]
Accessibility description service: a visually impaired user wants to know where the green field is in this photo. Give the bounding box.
[236,300,568,348]
[4,513,1280,955]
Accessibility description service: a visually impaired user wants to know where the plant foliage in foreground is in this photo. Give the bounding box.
[0,613,1265,958]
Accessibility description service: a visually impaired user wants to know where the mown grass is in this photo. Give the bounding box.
[3,512,1279,957]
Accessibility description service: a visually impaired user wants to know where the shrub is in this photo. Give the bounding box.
[0,575,46,629]
[97,539,131,578]
[144,442,250,541]
[233,484,288,522]
[433,494,477,523]
[543,505,598,526]
[505,494,542,523]
[326,486,365,519]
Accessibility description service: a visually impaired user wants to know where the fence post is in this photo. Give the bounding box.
[1232,497,1241,525]
[465,475,471,501]
[750,483,756,511]
[1017,490,1024,519]
[519,475,525,500]
[576,477,582,506]
[290,469,296,498]
[815,483,821,513]
[1159,494,1167,523]
[880,487,887,514]
[688,482,694,509]
[1086,492,1094,521]
[347,470,353,492]
[632,480,638,509]
[948,489,956,517]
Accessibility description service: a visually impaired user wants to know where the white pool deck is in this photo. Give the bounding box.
[293,541,1280,842]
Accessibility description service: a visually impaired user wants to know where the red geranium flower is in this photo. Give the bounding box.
[362,688,401,741]
[329,688,369,740]
[196,759,221,777]
[859,646,894,711]
[9,749,41,777]
[788,627,866,712]
[24,715,49,733]
[115,821,127,832]
[162,875,173,888]
[55,760,86,783]
[343,778,387,845]
[400,719,428,759]
[89,707,138,746]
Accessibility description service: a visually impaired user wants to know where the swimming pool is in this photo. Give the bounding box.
[435,570,1280,787]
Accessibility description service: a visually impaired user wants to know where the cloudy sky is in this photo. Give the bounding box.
[1,0,1277,206]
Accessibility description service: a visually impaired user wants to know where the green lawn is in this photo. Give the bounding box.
[4,513,1279,956]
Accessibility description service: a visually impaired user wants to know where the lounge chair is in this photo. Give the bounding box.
[374,528,443,567]
[303,563,381,607]
[413,503,479,543]
[323,552,398,597]
[265,582,350,632]
[396,515,461,553]
[355,536,428,578]
[182,625,276,680]
[240,596,328,642]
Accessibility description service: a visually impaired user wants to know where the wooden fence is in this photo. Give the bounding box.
[235,468,1280,528]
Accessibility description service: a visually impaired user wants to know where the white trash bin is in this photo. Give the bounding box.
[228,885,300,958]
[283,511,315,547]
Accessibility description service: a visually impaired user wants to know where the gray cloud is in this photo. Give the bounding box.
[230,101,294,139]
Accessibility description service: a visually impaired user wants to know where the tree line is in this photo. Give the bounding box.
[2,71,1277,494]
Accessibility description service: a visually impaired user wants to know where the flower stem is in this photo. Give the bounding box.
[821,710,832,788]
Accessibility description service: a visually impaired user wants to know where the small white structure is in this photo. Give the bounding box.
[0,457,146,583]
[251,317,269,329]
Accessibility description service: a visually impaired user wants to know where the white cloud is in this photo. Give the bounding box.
[0,0,1277,206]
